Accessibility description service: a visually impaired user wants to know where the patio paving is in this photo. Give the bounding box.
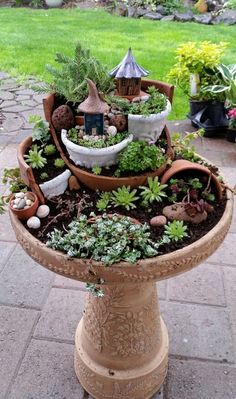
[0,73,236,399]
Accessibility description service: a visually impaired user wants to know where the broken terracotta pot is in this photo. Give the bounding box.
[161,159,222,200]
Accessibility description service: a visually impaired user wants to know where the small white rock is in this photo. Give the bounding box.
[17,199,26,209]
[13,198,21,205]
[107,125,117,136]
[36,205,50,219]
[24,205,31,209]
[13,205,18,209]
[15,192,25,199]
[27,216,41,229]
[26,199,32,206]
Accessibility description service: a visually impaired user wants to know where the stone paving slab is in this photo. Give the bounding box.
[0,143,18,169]
[0,210,18,242]
[167,262,226,306]
[208,233,236,266]
[165,358,236,399]
[34,288,86,341]
[223,267,236,360]
[161,301,234,363]
[7,339,84,399]
[0,245,54,309]
[0,305,39,399]
[0,241,16,273]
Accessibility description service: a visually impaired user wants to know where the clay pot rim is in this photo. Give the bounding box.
[9,188,233,282]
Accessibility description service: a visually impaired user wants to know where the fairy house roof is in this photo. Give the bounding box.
[109,48,149,79]
[78,79,109,114]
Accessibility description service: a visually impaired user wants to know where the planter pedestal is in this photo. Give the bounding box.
[74,283,168,399]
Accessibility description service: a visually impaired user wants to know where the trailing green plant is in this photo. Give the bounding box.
[29,116,50,144]
[223,0,236,9]
[140,177,167,205]
[24,145,47,169]
[167,41,227,99]
[40,172,49,181]
[85,282,105,298]
[44,144,56,156]
[118,141,165,174]
[0,168,28,214]
[54,158,65,168]
[171,130,204,162]
[164,220,188,242]
[202,64,236,107]
[111,186,139,210]
[46,213,170,265]
[96,192,111,211]
[33,42,115,103]
[92,166,102,175]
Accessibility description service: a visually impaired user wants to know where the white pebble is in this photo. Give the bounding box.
[36,205,50,218]
[17,199,26,209]
[26,199,32,206]
[15,192,25,199]
[107,125,117,136]
[27,216,41,229]
[24,205,31,209]
[13,205,18,209]
[13,198,21,205]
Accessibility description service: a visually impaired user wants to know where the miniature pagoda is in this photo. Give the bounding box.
[78,79,109,136]
[109,48,149,97]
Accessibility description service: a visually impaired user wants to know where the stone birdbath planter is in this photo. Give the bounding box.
[5,44,235,399]
[9,189,233,399]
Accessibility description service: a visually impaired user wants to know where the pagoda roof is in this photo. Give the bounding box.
[109,48,149,79]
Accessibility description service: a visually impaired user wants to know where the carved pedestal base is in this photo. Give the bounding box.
[74,283,169,399]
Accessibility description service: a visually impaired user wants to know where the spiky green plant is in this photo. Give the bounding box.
[24,145,47,169]
[111,186,139,210]
[140,177,167,205]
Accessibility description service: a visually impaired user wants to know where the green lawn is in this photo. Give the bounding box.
[0,7,235,119]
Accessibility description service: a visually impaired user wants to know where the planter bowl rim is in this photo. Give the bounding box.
[61,131,133,155]
[128,100,171,120]
[10,187,233,283]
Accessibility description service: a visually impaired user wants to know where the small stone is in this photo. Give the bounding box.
[68,176,80,191]
[108,113,114,119]
[27,216,41,229]
[17,199,26,209]
[107,125,117,136]
[15,192,25,199]
[13,198,21,205]
[109,114,127,132]
[163,203,208,224]
[26,199,32,206]
[12,205,18,209]
[24,205,31,209]
[36,205,50,218]
[150,215,167,226]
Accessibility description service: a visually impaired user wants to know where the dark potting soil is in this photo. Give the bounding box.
[26,184,227,257]
[33,156,66,185]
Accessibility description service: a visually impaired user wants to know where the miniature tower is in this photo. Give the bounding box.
[109,48,149,97]
[78,79,109,136]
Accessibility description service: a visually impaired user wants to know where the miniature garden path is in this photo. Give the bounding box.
[0,72,236,399]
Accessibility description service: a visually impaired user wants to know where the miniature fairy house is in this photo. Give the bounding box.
[109,48,149,97]
[78,79,109,135]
